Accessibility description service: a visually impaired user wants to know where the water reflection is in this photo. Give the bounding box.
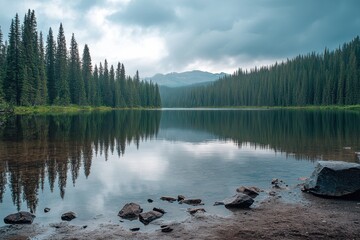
[0,109,359,218]
[159,109,360,161]
[0,110,161,213]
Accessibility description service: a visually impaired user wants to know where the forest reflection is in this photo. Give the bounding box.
[160,109,360,162]
[0,110,161,212]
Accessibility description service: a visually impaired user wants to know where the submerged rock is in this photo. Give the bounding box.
[160,196,177,202]
[236,186,260,198]
[61,211,77,221]
[139,210,163,225]
[177,195,185,202]
[4,212,35,224]
[221,193,254,208]
[187,208,206,215]
[153,207,166,214]
[179,199,202,206]
[303,161,360,199]
[118,203,143,220]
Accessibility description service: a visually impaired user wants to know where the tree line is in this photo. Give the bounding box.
[161,36,360,107]
[0,10,161,108]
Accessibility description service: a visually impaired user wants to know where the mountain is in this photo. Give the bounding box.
[143,70,227,87]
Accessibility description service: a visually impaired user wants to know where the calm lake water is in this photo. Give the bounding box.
[0,109,359,230]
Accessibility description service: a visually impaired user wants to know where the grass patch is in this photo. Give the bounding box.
[14,105,113,115]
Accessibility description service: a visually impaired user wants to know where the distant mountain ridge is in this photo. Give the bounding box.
[144,70,227,87]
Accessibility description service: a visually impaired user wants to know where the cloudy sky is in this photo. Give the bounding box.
[0,0,359,77]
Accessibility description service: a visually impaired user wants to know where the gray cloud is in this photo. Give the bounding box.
[1,0,360,76]
[109,0,177,27]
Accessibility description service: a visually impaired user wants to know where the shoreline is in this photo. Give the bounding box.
[1,190,359,240]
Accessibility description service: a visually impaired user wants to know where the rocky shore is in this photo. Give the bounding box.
[1,161,359,239]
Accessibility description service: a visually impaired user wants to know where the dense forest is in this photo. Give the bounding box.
[161,37,360,107]
[0,10,161,108]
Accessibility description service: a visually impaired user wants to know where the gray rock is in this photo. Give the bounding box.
[236,186,260,198]
[139,210,163,225]
[153,207,166,214]
[179,199,202,205]
[61,211,76,221]
[222,193,254,208]
[303,161,360,199]
[177,195,185,201]
[160,196,177,202]
[118,203,143,220]
[4,212,35,224]
[187,208,206,215]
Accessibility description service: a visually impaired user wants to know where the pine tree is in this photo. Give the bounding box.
[4,14,23,105]
[55,23,70,105]
[68,33,86,105]
[36,31,47,105]
[114,62,124,107]
[109,64,115,107]
[46,27,56,104]
[0,26,5,100]
[82,44,93,105]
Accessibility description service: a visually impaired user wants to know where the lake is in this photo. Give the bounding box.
[0,109,359,230]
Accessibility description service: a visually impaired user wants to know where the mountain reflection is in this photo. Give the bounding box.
[0,110,161,212]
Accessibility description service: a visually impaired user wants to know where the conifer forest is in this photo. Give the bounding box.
[0,10,161,108]
[161,37,360,107]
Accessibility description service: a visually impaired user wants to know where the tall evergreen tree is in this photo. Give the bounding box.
[46,27,56,104]
[0,27,5,100]
[114,62,124,107]
[68,33,86,105]
[4,14,23,105]
[82,44,93,105]
[55,23,70,105]
[36,31,47,105]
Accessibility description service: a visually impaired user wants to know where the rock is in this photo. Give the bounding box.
[177,195,185,201]
[161,226,173,232]
[213,201,225,206]
[147,199,153,203]
[118,203,143,220]
[179,199,202,205]
[139,211,163,225]
[236,186,260,198]
[271,178,279,185]
[187,208,206,215]
[153,207,166,214]
[269,191,277,196]
[160,196,177,202]
[4,212,35,224]
[222,193,254,208]
[130,227,140,232]
[61,211,77,221]
[303,161,360,199]
[44,208,51,213]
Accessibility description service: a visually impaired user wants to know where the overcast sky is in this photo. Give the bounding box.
[0,0,360,77]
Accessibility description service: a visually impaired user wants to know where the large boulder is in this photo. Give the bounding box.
[4,212,35,224]
[139,210,163,225]
[221,193,254,208]
[118,203,143,220]
[303,161,360,199]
